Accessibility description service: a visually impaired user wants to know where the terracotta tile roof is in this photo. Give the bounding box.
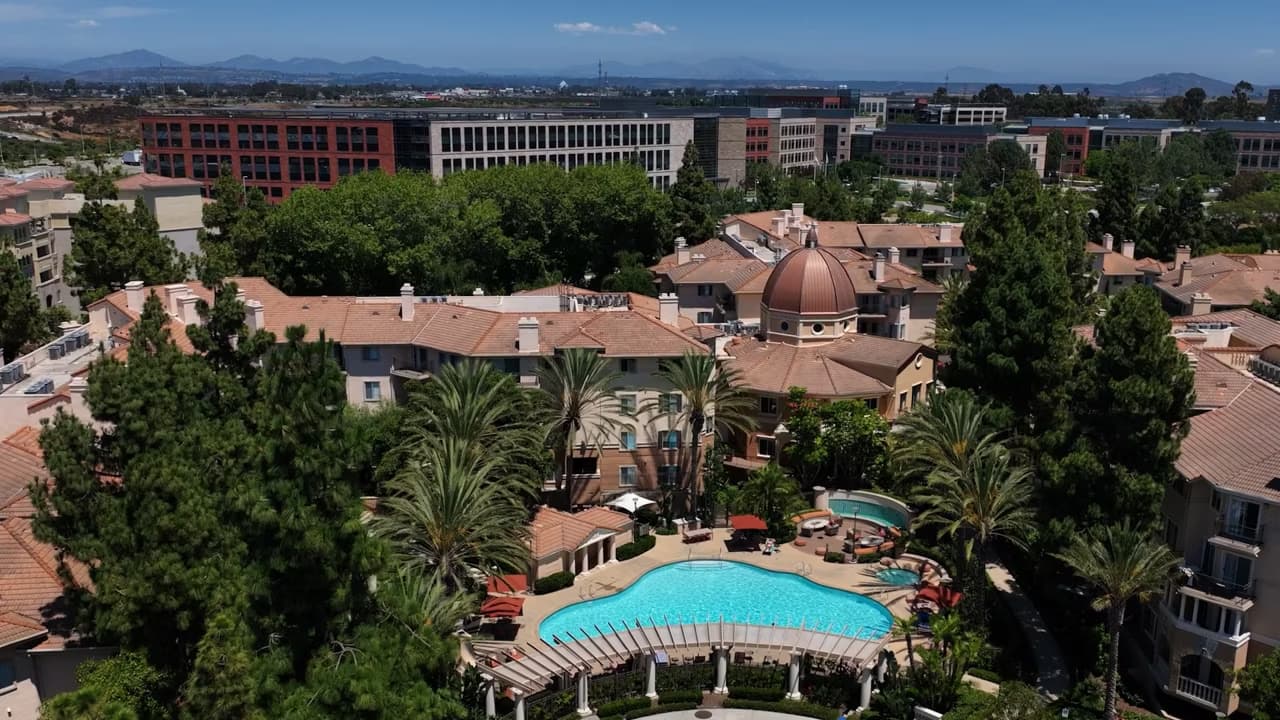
[1156,254,1280,308]
[1170,309,1280,349]
[815,222,961,250]
[1184,344,1254,410]
[114,173,202,190]
[724,335,915,398]
[18,177,75,192]
[660,255,771,291]
[3,426,42,459]
[0,210,32,226]
[651,238,752,272]
[1177,382,1280,502]
[0,441,46,519]
[528,506,624,558]
[572,506,634,531]
[0,185,29,200]
[513,283,599,296]
[0,610,46,647]
[1086,243,1165,276]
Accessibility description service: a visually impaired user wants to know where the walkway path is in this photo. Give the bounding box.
[985,557,1070,699]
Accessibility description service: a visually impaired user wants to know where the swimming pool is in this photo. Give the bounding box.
[829,498,908,529]
[874,568,920,586]
[538,560,892,643]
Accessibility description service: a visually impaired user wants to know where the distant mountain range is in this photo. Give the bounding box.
[0,49,1267,97]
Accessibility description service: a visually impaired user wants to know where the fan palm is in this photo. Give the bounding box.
[536,348,621,505]
[738,463,806,534]
[1054,523,1178,720]
[892,389,1005,484]
[892,615,919,670]
[650,351,756,510]
[374,438,533,593]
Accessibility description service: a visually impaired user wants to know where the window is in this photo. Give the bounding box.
[363,382,382,402]
[696,311,714,324]
[499,358,520,374]
[619,394,637,415]
[362,347,380,361]
[911,383,922,407]
[811,323,825,335]
[760,396,778,415]
[756,436,777,458]
[780,321,790,332]
[696,284,714,296]
[0,659,13,688]
[619,465,638,487]
[619,358,637,373]
[659,465,680,487]
[1164,518,1179,548]
[898,392,908,413]
[659,393,682,413]
[659,430,681,450]
[620,428,637,450]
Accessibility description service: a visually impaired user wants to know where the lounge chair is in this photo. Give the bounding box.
[682,527,713,544]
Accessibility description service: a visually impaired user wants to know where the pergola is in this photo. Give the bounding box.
[472,618,891,717]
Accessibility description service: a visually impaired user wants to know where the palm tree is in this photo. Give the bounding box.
[650,351,756,512]
[536,348,621,504]
[892,615,918,670]
[738,463,806,535]
[374,438,534,593]
[1054,523,1179,720]
[892,389,1005,484]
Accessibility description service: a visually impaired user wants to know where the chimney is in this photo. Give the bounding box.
[163,283,190,316]
[1190,292,1213,316]
[244,299,265,332]
[1102,232,1115,252]
[1121,241,1135,259]
[659,292,679,326]
[517,317,540,354]
[773,215,788,238]
[873,252,886,282]
[400,283,415,322]
[790,203,805,223]
[888,246,900,266]
[675,237,691,265]
[124,280,144,312]
[472,287,485,296]
[1175,245,1191,269]
[938,223,954,244]
[235,288,247,305]
[1179,262,1193,286]
[177,294,202,326]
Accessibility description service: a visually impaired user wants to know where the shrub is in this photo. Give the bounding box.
[596,697,651,717]
[656,690,702,705]
[625,703,698,719]
[722,699,841,720]
[727,686,785,701]
[617,535,657,561]
[535,571,575,594]
[855,552,882,564]
[824,551,844,564]
[965,667,1001,684]
[655,527,678,536]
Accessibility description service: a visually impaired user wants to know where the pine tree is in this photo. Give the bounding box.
[196,169,271,283]
[670,140,718,243]
[65,199,188,305]
[0,249,44,361]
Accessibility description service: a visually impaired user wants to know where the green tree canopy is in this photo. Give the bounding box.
[782,387,890,490]
[670,140,718,242]
[957,140,1034,197]
[1237,648,1280,720]
[1138,178,1206,259]
[196,168,272,283]
[0,249,44,361]
[65,199,188,305]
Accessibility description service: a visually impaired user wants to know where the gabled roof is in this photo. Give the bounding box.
[1170,309,1280,349]
[1177,382,1280,503]
[1183,343,1254,411]
[528,506,628,558]
[723,332,926,399]
[1086,243,1165,276]
[1156,254,1280,308]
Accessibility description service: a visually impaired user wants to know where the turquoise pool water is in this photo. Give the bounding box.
[829,498,908,529]
[539,561,892,643]
[875,568,921,586]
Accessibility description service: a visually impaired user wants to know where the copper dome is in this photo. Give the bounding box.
[761,242,859,317]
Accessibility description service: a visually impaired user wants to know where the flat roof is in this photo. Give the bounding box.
[143,106,697,122]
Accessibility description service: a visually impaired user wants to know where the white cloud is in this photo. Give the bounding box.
[553,20,673,36]
[72,18,99,27]
[1255,48,1276,57]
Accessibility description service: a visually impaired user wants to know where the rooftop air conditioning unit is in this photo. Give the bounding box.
[49,345,65,360]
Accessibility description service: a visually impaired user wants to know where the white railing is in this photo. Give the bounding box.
[1176,675,1223,708]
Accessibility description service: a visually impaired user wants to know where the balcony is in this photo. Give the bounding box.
[1214,515,1264,551]
[1185,570,1254,600]
[1175,675,1223,710]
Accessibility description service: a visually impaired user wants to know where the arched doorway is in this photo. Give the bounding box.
[1176,654,1225,709]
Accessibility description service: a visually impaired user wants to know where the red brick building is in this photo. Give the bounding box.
[1026,119,1091,177]
[139,112,396,201]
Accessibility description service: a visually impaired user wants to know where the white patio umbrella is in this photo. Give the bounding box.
[606,492,656,514]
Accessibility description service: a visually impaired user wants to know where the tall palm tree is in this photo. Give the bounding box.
[374,438,534,593]
[892,615,918,670]
[650,351,756,511]
[1054,523,1179,720]
[892,389,1005,484]
[536,348,621,504]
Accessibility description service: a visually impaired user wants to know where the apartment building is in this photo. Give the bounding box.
[870,124,998,180]
[1121,309,1280,715]
[139,108,693,199]
[0,178,73,311]
[1154,250,1280,315]
[1086,234,1165,295]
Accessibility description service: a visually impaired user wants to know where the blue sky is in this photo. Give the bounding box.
[4,0,1280,83]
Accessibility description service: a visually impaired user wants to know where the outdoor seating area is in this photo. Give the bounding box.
[726,514,768,551]
[470,574,530,641]
[682,527,713,543]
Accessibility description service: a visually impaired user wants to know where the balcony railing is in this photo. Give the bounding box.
[1251,356,1280,385]
[1187,571,1254,600]
[1217,518,1264,545]
[1176,675,1223,708]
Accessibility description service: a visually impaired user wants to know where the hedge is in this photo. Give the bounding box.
[722,699,841,720]
[617,535,657,561]
[534,571,575,594]
[727,687,786,701]
[654,527,678,536]
[656,690,702,705]
[965,667,1001,684]
[823,551,844,564]
[595,697,651,717]
[625,702,699,719]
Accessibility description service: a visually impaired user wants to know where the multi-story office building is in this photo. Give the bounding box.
[1201,120,1280,172]
[932,103,1007,126]
[870,124,998,179]
[139,108,694,199]
[817,116,880,164]
[857,96,887,125]
[708,87,857,110]
[1026,117,1091,176]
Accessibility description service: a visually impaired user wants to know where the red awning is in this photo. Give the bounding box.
[480,596,526,618]
[487,574,528,594]
[730,514,768,532]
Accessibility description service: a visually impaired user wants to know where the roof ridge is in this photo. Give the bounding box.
[629,311,709,353]
[2,516,62,586]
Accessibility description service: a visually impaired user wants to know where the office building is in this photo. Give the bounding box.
[1026,117,1091,176]
[870,124,999,180]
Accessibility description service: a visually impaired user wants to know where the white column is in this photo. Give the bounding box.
[576,670,592,716]
[857,669,873,712]
[786,652,802,700]
[609,539,618,563]
[876,652,888,683]
[646,654,659,699]
[714,647,729,694]
[1235,613,1244,637]
[514,690,526,720]
[484,674,497,719]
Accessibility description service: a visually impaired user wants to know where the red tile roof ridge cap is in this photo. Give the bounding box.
[0,516,62,587]
[627,310,711,354]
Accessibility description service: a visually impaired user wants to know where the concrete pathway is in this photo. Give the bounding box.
[984,557,1070,699]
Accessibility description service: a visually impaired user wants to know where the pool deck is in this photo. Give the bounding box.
[510,528,918,661]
